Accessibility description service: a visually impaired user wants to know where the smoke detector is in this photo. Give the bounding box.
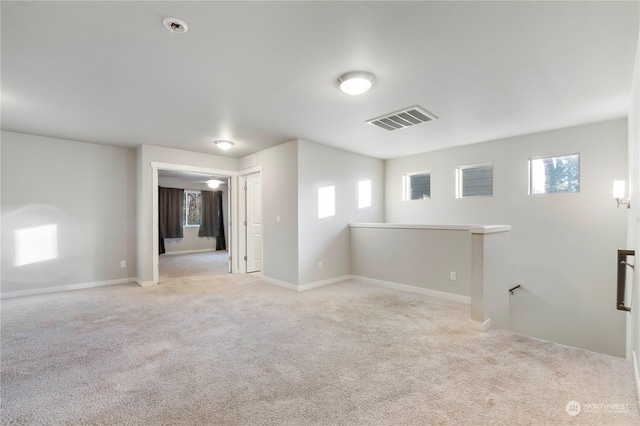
[163,18,188,34]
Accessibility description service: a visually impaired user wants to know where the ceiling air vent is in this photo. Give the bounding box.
[366,106,437,131]
[243,155,256,168]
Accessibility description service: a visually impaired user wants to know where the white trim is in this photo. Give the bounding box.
[469,318,491,332]
[150,162,239,177]
[350,275,471,304]
[261,275,350,292]
[633,351,640,405]
[261,276,298,291]
[349,223,511,234]
[1,278,136,299]
[162,249,216,256]
[136,279,155,287]
[299,275,351,291]
[469,225,511,234]
[350,223,475,231]
[239,165,263,175]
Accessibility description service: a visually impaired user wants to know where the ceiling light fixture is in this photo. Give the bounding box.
[207,179,222,189]
[337,71,375,95]
[163,17,188,34]
[215,140,234,151]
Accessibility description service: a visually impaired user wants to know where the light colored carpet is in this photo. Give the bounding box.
[1,274,638,425]
[159,250,230,279]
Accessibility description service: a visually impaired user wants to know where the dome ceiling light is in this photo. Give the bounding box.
[337,71,375,95]
[207,178,223,189]
[215,140,234,151]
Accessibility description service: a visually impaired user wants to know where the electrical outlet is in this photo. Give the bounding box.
[450,271,457,281]
[318,262,323,270]
[276,215,280,223]
[121,261,127,268]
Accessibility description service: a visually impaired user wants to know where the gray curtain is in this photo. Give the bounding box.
[199,190,226,250]
[159,187,184,254]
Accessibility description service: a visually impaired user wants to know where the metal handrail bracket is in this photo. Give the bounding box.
[617,249,634,312]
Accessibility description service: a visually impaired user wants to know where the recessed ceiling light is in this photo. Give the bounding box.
[163,18,188,34]
[337,71,375,95]
[215,140,234,150]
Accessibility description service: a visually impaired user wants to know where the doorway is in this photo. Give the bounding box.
[153,165,233,284]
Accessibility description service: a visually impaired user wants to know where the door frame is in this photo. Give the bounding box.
[151,162,258,284]
[230,166,264,277]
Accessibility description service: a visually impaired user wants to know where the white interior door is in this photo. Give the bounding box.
[246,174,262,273]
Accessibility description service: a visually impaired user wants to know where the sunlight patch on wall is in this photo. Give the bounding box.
[318,186,335,219]
[14,224,58,266]
[358,180,372,208]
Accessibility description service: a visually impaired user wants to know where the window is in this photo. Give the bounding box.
[404,172,431,200]
[184,190,202,226]
[457,163,493,198]
[529,153,579,194]
[318,186,335,219]
[358,180,372,208]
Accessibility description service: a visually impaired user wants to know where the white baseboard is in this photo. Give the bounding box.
[469,318,491,332]
[261,276,298,291]
[299,275,351,291]
[261,275,351,292]
[1,277,137,299]
[136,279,156,287]
[350,275,471,304]
[162,249,217,256]
[633,351,640,406]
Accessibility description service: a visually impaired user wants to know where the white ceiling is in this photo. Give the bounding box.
[2,1,638,160]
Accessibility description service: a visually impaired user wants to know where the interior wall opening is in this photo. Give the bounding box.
[156,167,232,284]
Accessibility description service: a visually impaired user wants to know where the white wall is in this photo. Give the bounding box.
[386,119,628,357]
[249,141,299,285]
[157,177,228,254]
[249,139,384,287]
[350,226,471,298]
[1,131,137,294]
[297,140,384,285]
[136,145,238,284]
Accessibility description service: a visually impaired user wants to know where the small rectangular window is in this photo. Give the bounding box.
[404,172,431,200]
[184,190,202,226]
[457,163,493,198]
[529,153,579,195]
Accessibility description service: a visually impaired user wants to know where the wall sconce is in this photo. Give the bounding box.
[613,180,630,208]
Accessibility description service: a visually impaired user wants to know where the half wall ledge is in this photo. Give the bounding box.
[349,223,512,332]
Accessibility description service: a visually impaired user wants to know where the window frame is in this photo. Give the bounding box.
[528,152,580,195]
[403,171,431,201]
[184,189,202,227]
[456,163,493,199]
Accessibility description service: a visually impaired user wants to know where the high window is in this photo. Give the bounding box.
[529,154,580,194]
[404,172,431,200]
[457,163,493,198]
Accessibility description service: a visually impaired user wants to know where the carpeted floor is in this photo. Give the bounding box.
[159,250,230,279]
[1,271,638,425]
